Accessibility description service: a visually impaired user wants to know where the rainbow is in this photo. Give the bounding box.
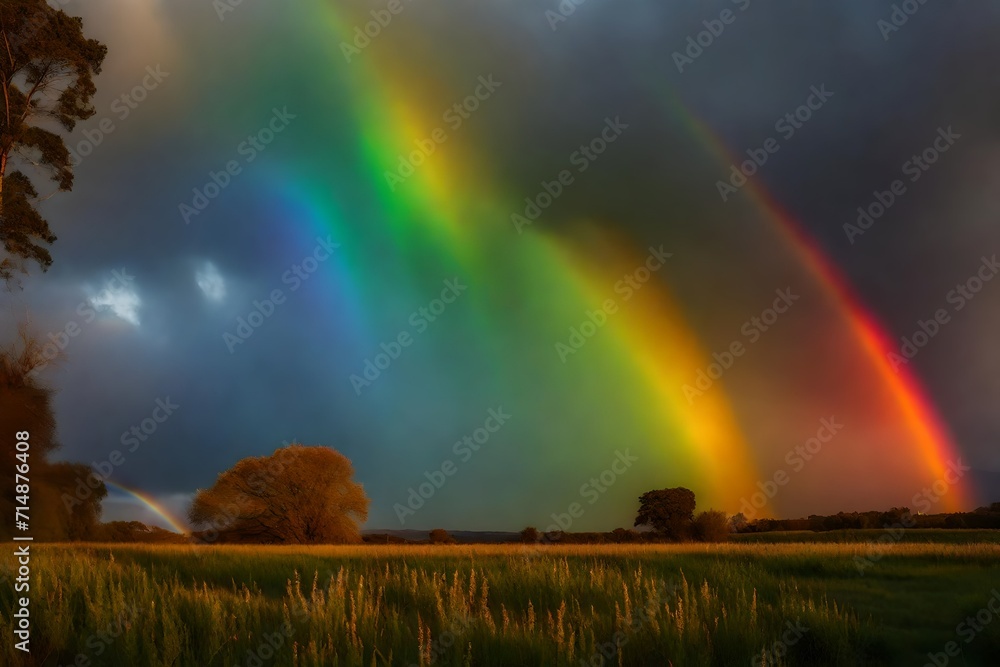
[233,2,978,516]
[648,88,976,511]
[300,5,766,510]
[105,480,188,534]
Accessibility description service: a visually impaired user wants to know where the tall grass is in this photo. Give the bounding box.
[1,543,998,666]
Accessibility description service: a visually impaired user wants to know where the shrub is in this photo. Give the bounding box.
[693,510,730,543]
[520,527,540,543]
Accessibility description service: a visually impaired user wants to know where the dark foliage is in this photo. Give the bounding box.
[634,487,696,540]
[0,0,106,283]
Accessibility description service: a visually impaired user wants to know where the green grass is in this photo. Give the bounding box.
[1,543,998,666]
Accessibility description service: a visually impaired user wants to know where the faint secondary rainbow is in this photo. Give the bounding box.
[106,480,188,534]
[305,4,767,509]
[651,86,976,510]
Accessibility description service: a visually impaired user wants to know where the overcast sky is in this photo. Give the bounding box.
[4,0,999,531]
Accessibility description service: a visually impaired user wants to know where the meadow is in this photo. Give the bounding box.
[2,541,999,666]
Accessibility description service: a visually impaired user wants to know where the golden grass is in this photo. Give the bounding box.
[2,542,998,666]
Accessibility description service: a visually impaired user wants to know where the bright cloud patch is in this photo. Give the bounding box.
[90,285,142,325]
[196,262,226,301]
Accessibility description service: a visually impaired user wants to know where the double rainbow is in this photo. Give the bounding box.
[241,2,976,515]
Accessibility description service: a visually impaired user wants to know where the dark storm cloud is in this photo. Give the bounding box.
[6,0,998,524]
[397,0,1000,498]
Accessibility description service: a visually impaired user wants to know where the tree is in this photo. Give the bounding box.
[37,461,106,540]
[0,0,107,284]
[188,445,370,544]
[634,487,696,540]
[728,512,748,533]
[520,526,539,543]
[610,527,634,543]
[1,324,57,458]
[693,510,730,543]
[1,326,108,541]
[879,507,910,527]
[429,528,456,545]
[2,325,57,539]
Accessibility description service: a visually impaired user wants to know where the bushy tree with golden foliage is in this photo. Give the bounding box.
[189,445,370,544]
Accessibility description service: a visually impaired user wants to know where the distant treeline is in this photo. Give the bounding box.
[360,528,693,546]
[738,503,1000,533]
[93,503,1000,545]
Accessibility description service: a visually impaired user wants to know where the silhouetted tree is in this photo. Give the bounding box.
[1,325,105,541]
[1,324,57,460]
[1,328,107,540]
[429,528,456,545]
[693,510,730,543]
[728,512,748,533]
[0,0,106,283]
[878,507,910,528]
[38,461,105,540]
[520,526,540,543]
[189,445,370,544]
[634,487,696,540]
[610,527,634,543]
[544,530,564,544]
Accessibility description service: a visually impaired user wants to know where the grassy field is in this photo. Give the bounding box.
[2,542,999,666]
